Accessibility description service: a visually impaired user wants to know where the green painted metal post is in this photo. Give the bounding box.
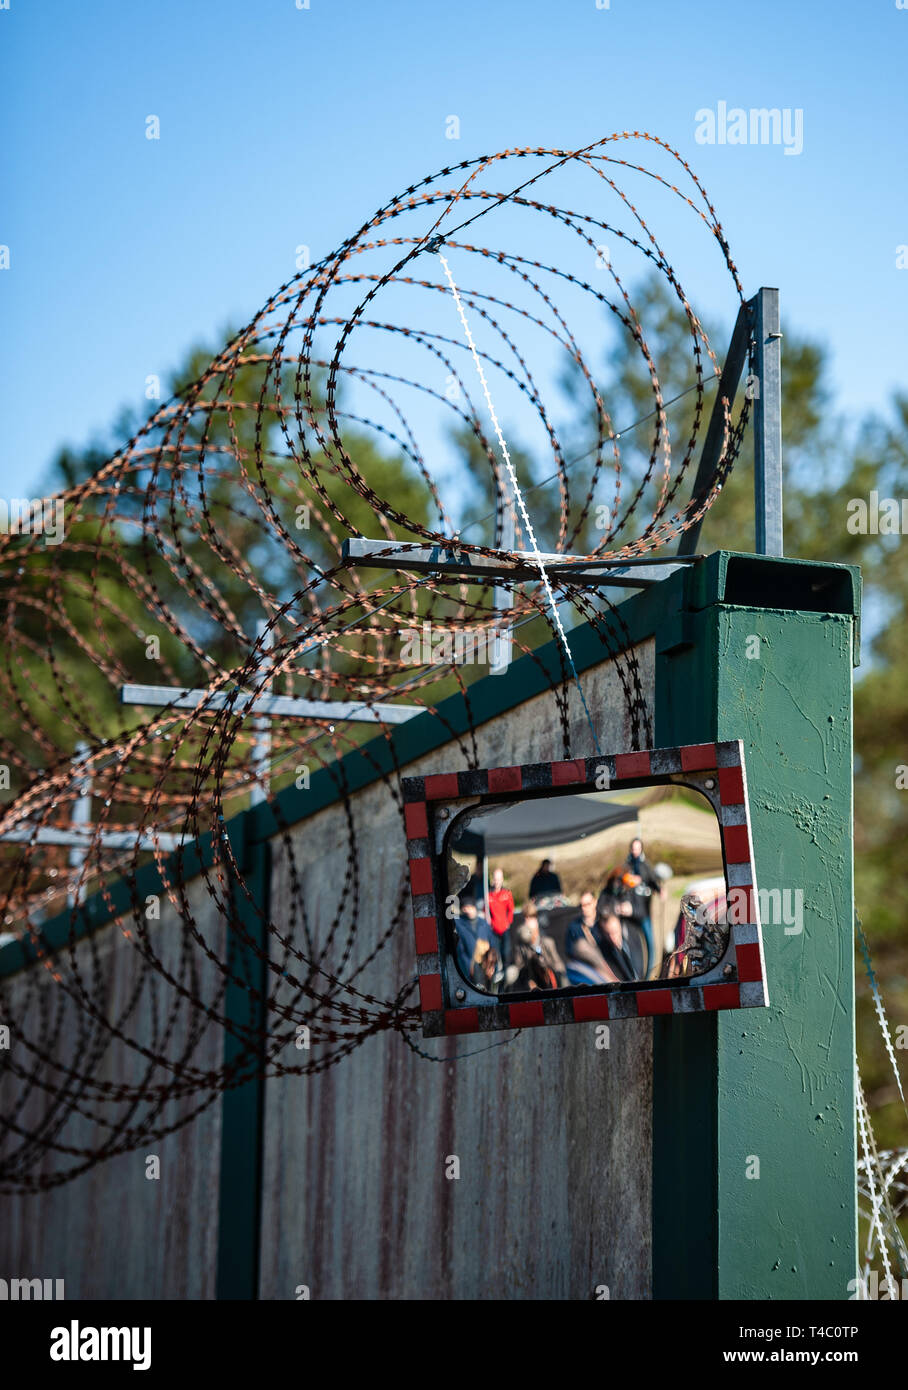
[653,554,859,1299]
[215,818,270,1300]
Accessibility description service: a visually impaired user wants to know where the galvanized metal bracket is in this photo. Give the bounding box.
[678,286,783,559]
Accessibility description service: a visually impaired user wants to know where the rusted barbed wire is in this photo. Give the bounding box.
[0,133,752,1191]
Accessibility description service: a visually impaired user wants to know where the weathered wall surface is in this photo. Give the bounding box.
[0,878,224,1299]
[0,642,655,1300]
[259,646,655,1300]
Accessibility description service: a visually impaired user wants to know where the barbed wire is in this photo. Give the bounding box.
[0,133,752,1192]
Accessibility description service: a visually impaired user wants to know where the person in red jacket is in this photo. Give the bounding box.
[487,867,515,966]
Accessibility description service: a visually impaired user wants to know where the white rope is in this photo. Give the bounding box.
[436,249,601,752]
[856,1064,897,1296]
[857,916,907,1116]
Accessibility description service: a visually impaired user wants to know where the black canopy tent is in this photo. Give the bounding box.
[452,793,638,857]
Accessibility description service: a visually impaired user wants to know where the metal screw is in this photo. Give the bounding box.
[455,988,466,1002]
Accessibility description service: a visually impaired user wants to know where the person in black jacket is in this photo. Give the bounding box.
[597,904,640,983]
[597,870,647,979]
[565,891,630,984]
[528,858,562,901]
[624,838,665,976]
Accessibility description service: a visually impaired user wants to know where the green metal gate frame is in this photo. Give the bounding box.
[652,553,859,1298]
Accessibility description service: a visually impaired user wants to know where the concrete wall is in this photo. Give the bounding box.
[1,642,656,1300]
[259,646,655,1300]
[0,876,224,1299]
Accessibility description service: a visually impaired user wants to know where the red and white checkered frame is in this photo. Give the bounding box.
[402,740,768,1037]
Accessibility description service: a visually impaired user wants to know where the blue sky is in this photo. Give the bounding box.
[2,0,906,498]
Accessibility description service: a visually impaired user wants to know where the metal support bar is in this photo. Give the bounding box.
[216,820,269,1300]
[0,742,187,861]
[120,684,422,725]
[678,286,783,559]
[249,622,273,807]
[752,288,783,556]
[0,826,188,852]
[342,538,689,589]
[677,299,753,557]
[67,741,91,906]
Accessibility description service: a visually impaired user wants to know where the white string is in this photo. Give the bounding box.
[856,1064,897,1296]
[857,916,907,1116]
[436,249,601,753]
